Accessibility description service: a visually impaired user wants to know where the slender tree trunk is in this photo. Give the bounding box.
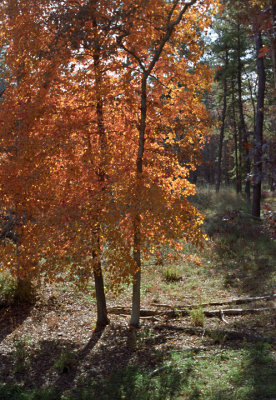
[271,1,276,192]
[90,15,109,328]
[130,215,142,327]
[123,0,198,329]
[231,78,242,193]
[252,24,266,218]
[271,0,276,92]
[189,169,198,184]
[93,256,109,328]
[247,77,256,128]
[224,140,230,185]
[130,75,147,328]
[237,23,250,204]
[216,51,228,193]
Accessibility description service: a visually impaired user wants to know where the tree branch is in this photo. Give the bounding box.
[145,0,198,77]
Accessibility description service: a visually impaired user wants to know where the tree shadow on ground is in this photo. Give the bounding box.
[205,210,276,296]
[1,321,275,400]
[0,338,79,388]
[0,331,104,397]
[0,323,194,399]
[69,326,193,400]
[0,303,34,343]
[53,325,107,393]
[72,361,186,400]
[210,342,276,400]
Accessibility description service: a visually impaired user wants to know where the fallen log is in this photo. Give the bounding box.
[204,307,276,317]
[108,306,276,318]
[151,293,276,309]
[117,313,161,322]
[153,325,276,344]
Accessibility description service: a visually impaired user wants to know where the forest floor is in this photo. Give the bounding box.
[0,187,275,400]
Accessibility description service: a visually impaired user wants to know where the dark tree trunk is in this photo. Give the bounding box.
[0,79,6,98]
[231,78,242,193]
[237,23,251,204]
[224,140,230,185]
[91,14,109,328]
[216,51,228,193]
[93,261,109,329]
[252,24,266,218]
[130,72,147,328]
[130,215,142,327]
[271,0,276,92]
[189,169,198,184]
[247,76,256,129]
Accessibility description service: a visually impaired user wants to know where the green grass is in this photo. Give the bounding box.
[54,350,77,374]
[0,384,58,400]
[0,272,37,305]
[188,307,205,327]
[1,343,275,400]
[162,266,182,283]
[72,343,276,400]
[188,186,276,296]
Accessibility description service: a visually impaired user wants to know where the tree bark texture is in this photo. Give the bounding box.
[252,24,266,218]
[224,140,230,185]
[93,264,109,328]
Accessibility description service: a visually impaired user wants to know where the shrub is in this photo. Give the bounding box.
[189,307,205,327]
[54,350,76,374]
[162,267,182,283]
[0,274,36,305]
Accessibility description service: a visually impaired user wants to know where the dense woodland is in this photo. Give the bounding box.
[0,0,275,399]
[202,0,276,215]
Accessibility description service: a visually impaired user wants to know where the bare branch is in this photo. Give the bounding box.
[116,36,146,72]
[166,0,180,25]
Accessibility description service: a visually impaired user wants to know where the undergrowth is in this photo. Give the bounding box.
[0,272,37,305]
[1,343,274,400]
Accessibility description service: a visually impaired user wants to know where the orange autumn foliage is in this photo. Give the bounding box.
[0,0,218,289]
